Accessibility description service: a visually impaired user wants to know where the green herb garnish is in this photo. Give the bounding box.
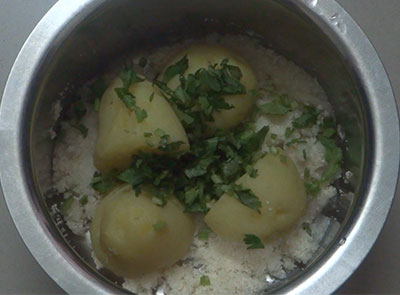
[163,55,189,83]
[232,184,262,212]
[302,149,307,160]
[135,107,148,122]
[115,87,136,110]
[114,65,147,122]
[243,234,265,249]
[198,228,211,240]
[305,178,321,196]
[79,195,88,205]
[318,118,342,182]
[293,105,319,129]
[302,222,312,236]
[259,94,296,115]
[155,58,247,134]
[60,196,74,215]
[120,64,144,89]
[149,92,155,102]
[91,172,118,193]
[200,275,211,286]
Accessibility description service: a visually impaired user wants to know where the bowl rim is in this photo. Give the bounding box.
[0,0,398,294]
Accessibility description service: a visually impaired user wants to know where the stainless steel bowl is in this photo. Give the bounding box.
[1,0,398,294]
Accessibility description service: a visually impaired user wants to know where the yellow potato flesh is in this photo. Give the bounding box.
[90,185,195,277]
[163,44,258,132]
[205,152,307,242]
[94,79,189,173]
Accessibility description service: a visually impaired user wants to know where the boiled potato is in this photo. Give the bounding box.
[163,44,258,132]
[205,152,307,242]
[90,185,195,277]
[94,79,189,173]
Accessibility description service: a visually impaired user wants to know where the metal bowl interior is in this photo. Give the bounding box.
[0,0,398,294]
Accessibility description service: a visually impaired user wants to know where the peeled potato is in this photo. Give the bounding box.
[163,44,258,132]
[94,79,189,173]
[205,152,307,242]
[90,185,195,277]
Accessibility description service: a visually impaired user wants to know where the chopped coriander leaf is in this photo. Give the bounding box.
[302,222,312,236]
[135,107,148,122]
[293,105,319,129]
[60,196,74,215]
[185,157,215,178]
[259,95,294,115]
[304,168,310,179]
[153,221,168,231]
[118,168,144,188]
[319,117,337,132]
[198,69,222,92]
[159,140,185,152]
[270,133,277,140]
[239,126,269,157]
[245,165,258,178]
[154,128,166,137]
[79,195,88,205]
[120,65,144,89]
[200,275,211,286]
[211,173,223,184]
[319,135,343,182]
[198,228,211,240]
[260,101,290,115]
[184,202,209,214]
[322,128,336,138]
[153,80,174,96]
[321,151,342,182]
[155,58,247,130]
[173,86,191,104]
[153,171,169,186]
[243,234,265,249]
[70,122,88,138]
[158,140,185,152]
[225,62,243,80]
[221,159,242,182]
[163,55,189,83]
[185,186,201,206]
[149,92,155,102]
[91,172,118,193]
[302,149,307,160]
[305,178,321,196]
[115,87,136,110]
[173,106,195,125]
[144,132,152,138]
[232,184,261,212]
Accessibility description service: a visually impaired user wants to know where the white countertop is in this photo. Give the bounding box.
[0,0,399,293]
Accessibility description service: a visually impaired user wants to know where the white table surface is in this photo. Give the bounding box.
[0,0,399,294]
